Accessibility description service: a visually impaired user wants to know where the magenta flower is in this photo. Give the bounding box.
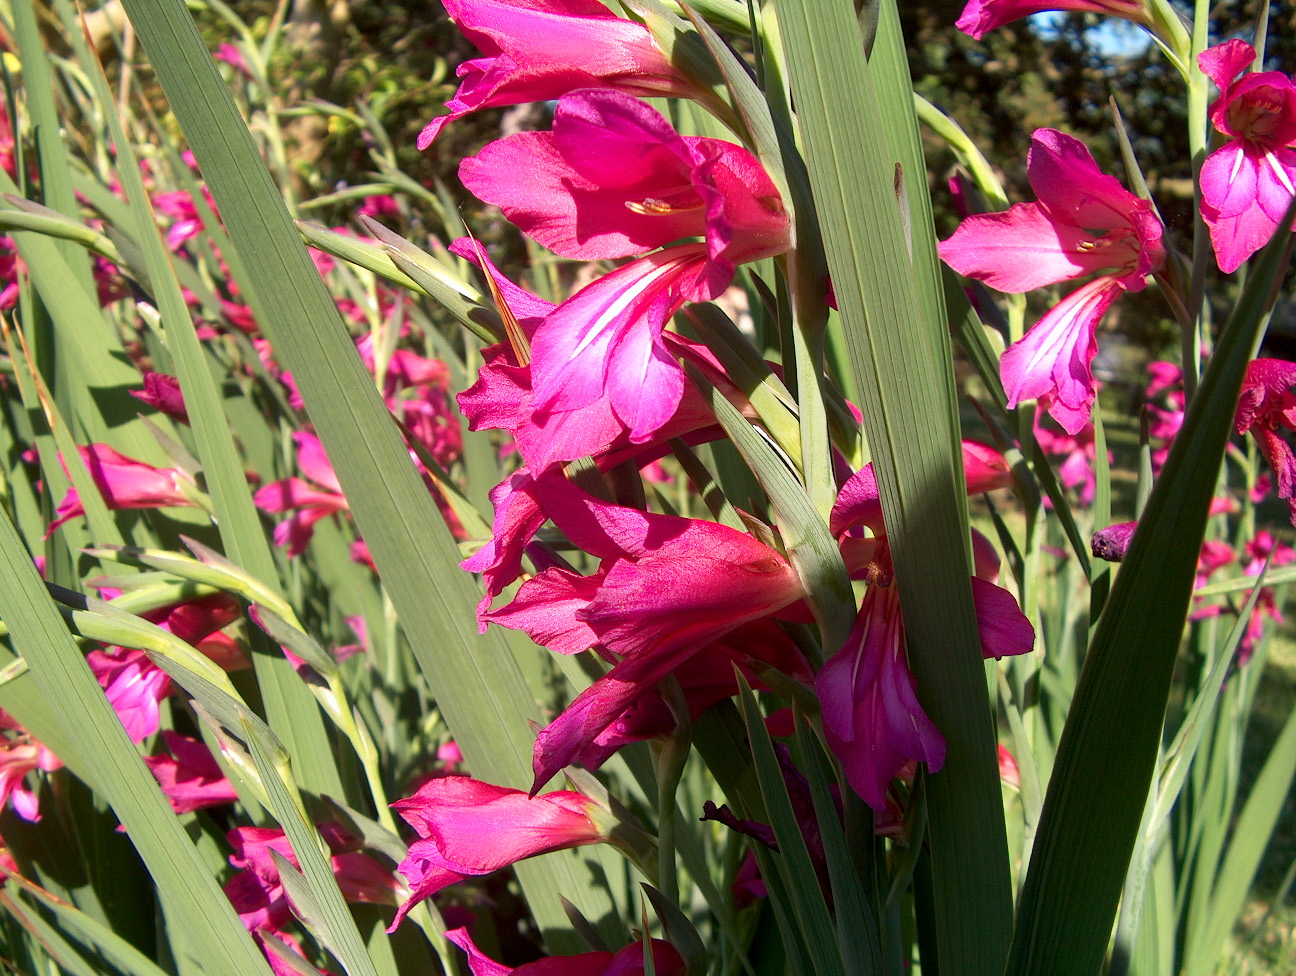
[826,448,1033,808]
[445,926,685,976]
[1198,40,1296,273]
[484,477,808,789]
[388,776,604,930]
[816,570,1033,811]
[48,444,197,535]
[1235,357,1296,523]
[956,1,1151,40]
[1033,410,1107,505]
[143,732,238,814]
[529,245,709,470]
[487,475,806,660]
[130,372,189,424]
[213,42,250,77]
[452,236,735,479]
[417,0,694,149]
[458,94,787,468]
[225,822,400,934]
[460,90,788,299]
[0,711,61,822]
[940,128,1165,434]
[87,647,172,744]
[253,431,349,555]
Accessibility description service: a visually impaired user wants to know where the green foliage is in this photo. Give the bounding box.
[0,1,1290,974]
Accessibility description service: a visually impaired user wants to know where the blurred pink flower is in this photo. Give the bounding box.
[418,0,695,148]
[1145,361,1185,474]
[1235,358,1296,523]
[143,731,238,814]
[998,744,1021,790]
[940,128,1165,434]
[956,1,1150,40]
[388,776,604,930]
[1033,412,1108,506]
[213,42,250,77]
[0,711,61,822]
[253,431,349,555]
[225,822,400,934]
[48,444,196,535]
[130,372,189,424]
[152,189,211,251]
[1198,40,1296,273]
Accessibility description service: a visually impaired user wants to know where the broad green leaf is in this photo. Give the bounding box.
[0,508,273,973]
[1005,209,1296,976]
[3,874,171,976]
[63,2,349,799]
[1180,688,1296,974]
[774,2,1013,970]
[736,681,842,976]
[116,0,624,944]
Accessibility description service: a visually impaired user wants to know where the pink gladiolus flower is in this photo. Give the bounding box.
[213,42,250,77]
[225,823,400,934]
[998,744,1021,790]
[940,129,1165,434]
[1235,358,1296,523]
[956,0,1150,40]
[460,90,788,298]
[486,478,809,789]
[523,243,709,470]
[459,92,787,467]
[1034,411,1108,505]
[253,431,349,555]
[143,731,238,814]
[0,712,61,822]
[130,372,189,424]
[1198,40,1296,273]
[816,577,1033,811]
[48,444,196,535]
[486,473,805,659]
[388,776,604,931]
[453,236,736,473]
[445,926,685,976]
[418,0,695,149]
[87,647,172,744]
[826,447,1033,808]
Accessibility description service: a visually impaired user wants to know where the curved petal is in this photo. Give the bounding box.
[481,566,604,654]
[1027,128,1143,230]
[815,587,945,812]
[956,0,1145,41]
[1198,38,1255,92]
[418,0,684,148]
[1000,276,1123,435]
[939,202,1099,292]
[459,120,701,259]
[523,246,705,470]
[1200,144,1296,273]
[460,469,547,627]
[970,577,1035,659]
